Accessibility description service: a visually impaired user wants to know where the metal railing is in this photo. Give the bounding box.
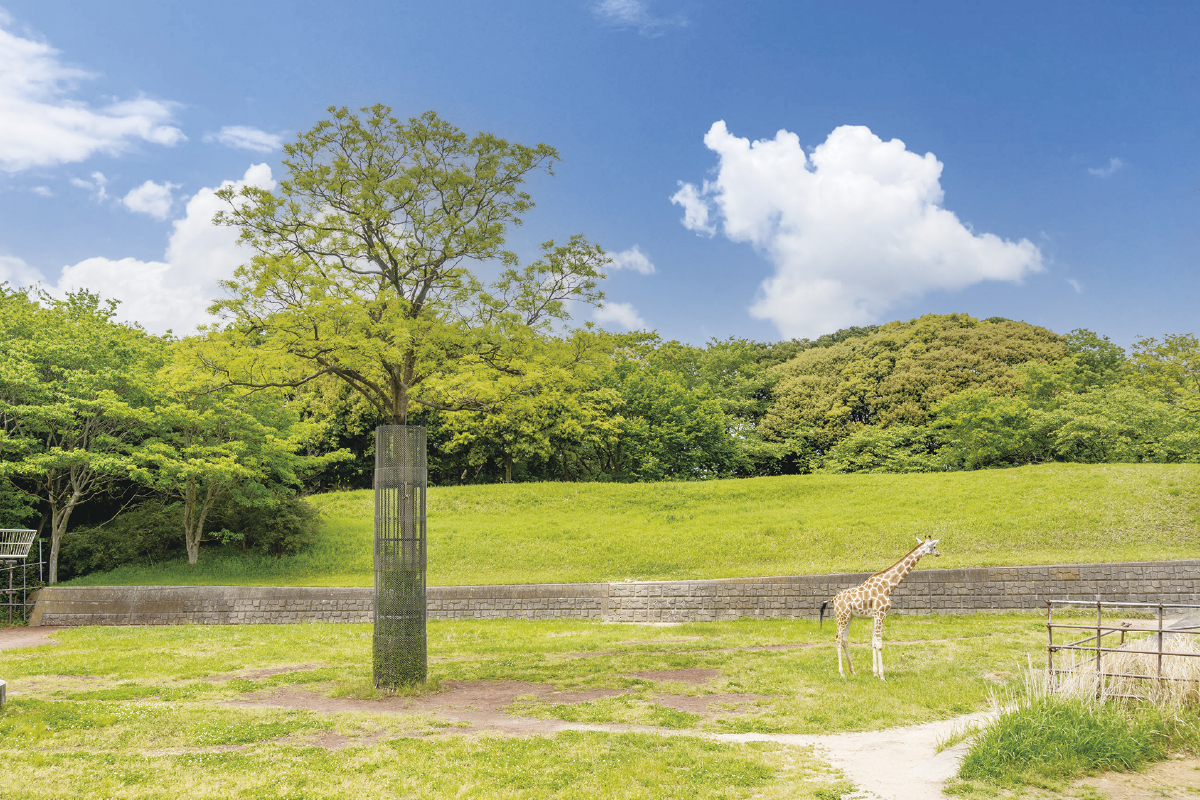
[1047,599,1200,700]
[1,559,43,625]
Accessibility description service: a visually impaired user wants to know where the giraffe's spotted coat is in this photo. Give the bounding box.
[829,538,940,680]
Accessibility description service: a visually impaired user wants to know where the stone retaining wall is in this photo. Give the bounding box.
[27,559,1200,627]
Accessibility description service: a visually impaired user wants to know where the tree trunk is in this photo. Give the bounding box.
[45,470,86,585]
[182,478,219,565]
[46,495,79,585]
[504,454,514,484]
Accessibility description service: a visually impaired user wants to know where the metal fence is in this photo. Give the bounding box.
[1047,599,1200,700]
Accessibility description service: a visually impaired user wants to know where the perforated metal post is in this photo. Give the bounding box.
[373,426,427,687]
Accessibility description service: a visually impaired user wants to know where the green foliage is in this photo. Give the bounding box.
[57,495,323,580]
[1128,332,1200,413]
[759,313,1066,456]
[0,476,36,527]
[1036,385,1200,463]
[56,502,185,582]
[215,494,322,557]
[207,104,606,426]
[932,388,1037,469]
[819,424,943,473]
[579,349,739,481]
[0,287,164,582]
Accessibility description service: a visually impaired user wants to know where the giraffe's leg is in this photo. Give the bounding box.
[835,617,846,677]
[837,617,854,676]
[873,613,885,681]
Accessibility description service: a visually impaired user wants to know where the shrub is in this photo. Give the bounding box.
[214,495,322,557]
[57,502,185,581]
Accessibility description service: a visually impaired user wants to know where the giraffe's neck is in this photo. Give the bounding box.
[881,552,922,590]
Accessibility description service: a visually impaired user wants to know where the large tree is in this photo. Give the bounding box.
[205,105,607,423]
[0,288,161,583]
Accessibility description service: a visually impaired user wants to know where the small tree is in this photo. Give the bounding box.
[135,388,329,564]
[205,105,607,421]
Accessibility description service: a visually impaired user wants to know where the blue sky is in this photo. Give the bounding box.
[0,1,1195,348]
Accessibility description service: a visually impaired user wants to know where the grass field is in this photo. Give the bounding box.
[0,614,1047,799]
[68,462,1199,588]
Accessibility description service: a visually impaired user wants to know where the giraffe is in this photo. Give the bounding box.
[819,537,940,680]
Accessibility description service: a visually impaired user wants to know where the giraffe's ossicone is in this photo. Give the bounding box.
[819,537,941,680]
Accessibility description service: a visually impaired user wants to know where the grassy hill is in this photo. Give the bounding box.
[68,463,1199,587]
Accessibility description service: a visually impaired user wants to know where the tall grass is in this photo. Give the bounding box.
[66,462,1200,587]
[953,646,1200,793]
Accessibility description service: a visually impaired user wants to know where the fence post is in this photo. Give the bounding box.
[1046,599,1054,679]
[1096,598,1103,698]
[1157,603,1164,680]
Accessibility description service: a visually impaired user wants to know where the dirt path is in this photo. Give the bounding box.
[716,712,996,800]
[0,626,63,651]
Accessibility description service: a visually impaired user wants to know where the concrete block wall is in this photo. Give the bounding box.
[26,559,1200,627]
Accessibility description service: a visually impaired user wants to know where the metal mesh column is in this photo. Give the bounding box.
[373,425,427,686]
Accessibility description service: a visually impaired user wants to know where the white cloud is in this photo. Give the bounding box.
[121,179,179,220]
[592,0,687,36]
[674,121,1044,339]
[70,171,108,201]
[26,164,275,334]
[205,125,284,153]
[0,253,42,287]
[1088,157,1124,178]
[31,185,52,197]
[0,11,184,172]
[669,181,715,235]
[1067,278,1083,294]
[594,301,646,331]
[607,245,656,275]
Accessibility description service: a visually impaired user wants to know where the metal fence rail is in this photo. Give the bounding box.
[1047,598,1200,700]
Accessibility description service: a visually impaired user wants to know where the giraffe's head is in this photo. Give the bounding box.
[914,536,940,557]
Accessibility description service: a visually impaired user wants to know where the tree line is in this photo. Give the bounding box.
[2,104,1196,582]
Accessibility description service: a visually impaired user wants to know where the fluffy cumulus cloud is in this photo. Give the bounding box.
[0,11,184,172]
[121,179,179,220]
[204,125,285,153]
[593,301,646,331]
[26,164,274,334]
[607,245,656,275]
[672,122,1043,339]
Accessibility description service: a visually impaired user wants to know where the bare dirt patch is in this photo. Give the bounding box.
[1075,756,1200,799]
[0,626,64,651]
[627,668,720,684]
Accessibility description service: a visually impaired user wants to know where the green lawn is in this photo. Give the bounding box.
[0,614,1045,798]
[69,462,1199,587]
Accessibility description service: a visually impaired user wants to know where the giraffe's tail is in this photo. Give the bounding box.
[819,601,828,629]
